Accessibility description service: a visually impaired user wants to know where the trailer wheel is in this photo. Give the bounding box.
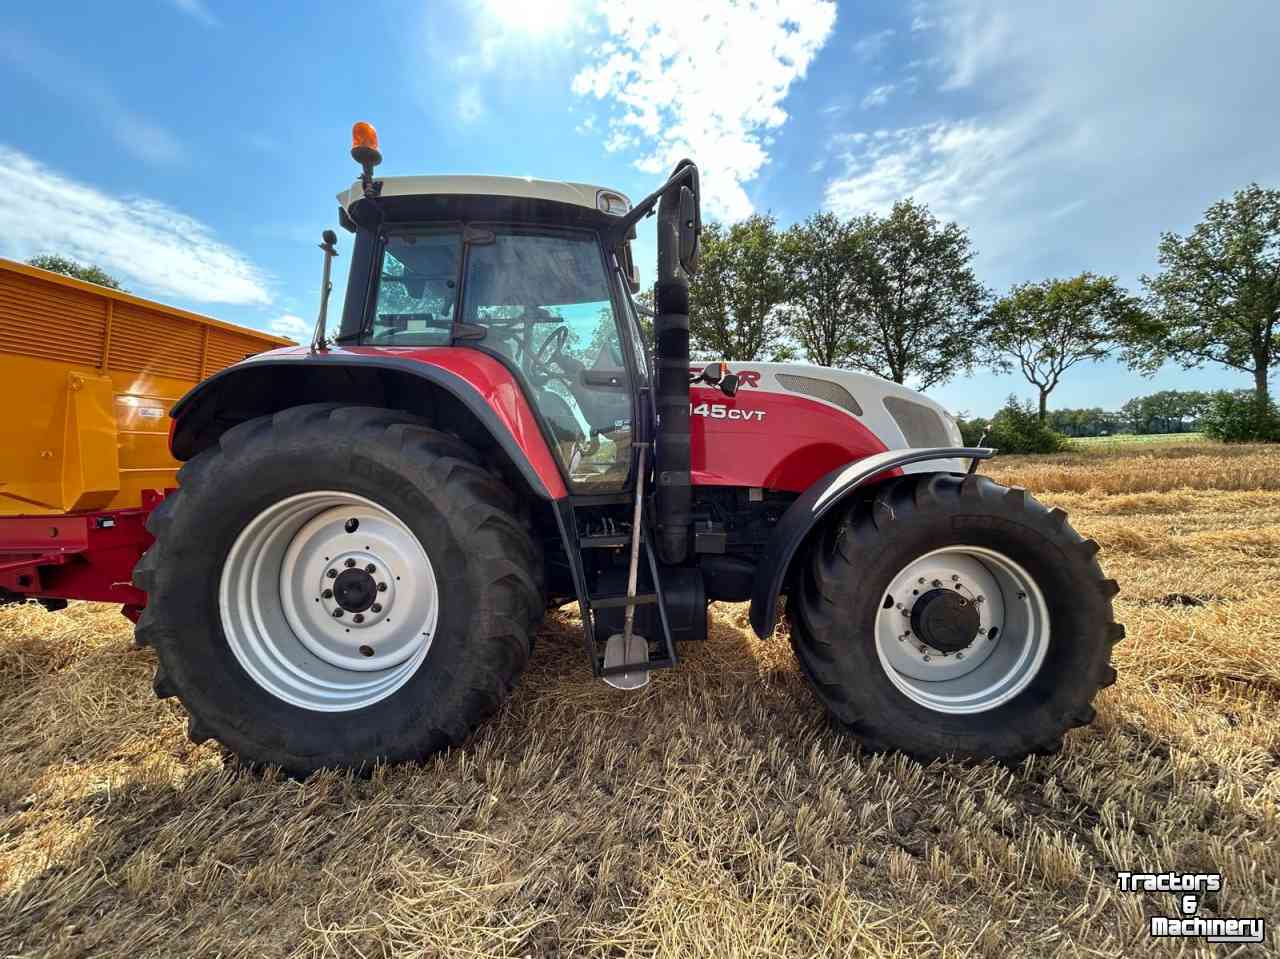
[790,472,1121,762]
[133,404,543,774]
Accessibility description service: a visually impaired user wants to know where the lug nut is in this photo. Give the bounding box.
[917,577,925,584]
[377,582,387,592]
[353,613,365,624]
[976,596,985,604]
[332,609,344,618]
[951,574,960,582]
[345,558,357,568]
[365,563,376,574]
[956,652,964,659]
[322,589,333,599]
[923,655,931,662]
[326,569,337,579]
[932,579,942,588]
[371,603,382,613]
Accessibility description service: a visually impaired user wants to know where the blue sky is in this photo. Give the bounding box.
[3,0,1277,416]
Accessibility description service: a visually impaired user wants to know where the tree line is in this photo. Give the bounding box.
[684,185,1280,439]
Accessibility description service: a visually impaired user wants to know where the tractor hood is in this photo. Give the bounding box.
[738,362,963,454]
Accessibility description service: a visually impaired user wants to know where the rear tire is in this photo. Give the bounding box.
[133,404,543,775]
[790,473,1122,762]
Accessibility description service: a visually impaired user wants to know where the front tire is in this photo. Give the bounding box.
[133,404,543,774]
[791,472,1123,762]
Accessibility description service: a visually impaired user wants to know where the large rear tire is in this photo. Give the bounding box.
[790,472,1122,762]
[133,404,543,774]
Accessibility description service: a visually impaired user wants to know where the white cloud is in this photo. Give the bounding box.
[0,29,184,166]
[824,0,1280,289]
[270,314,310,339]
[0,146,270,306]
[169,0,219,27]
[853,28,895,63]
[860,84,896,109]
[572,0,837,221]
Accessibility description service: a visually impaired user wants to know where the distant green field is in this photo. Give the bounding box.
[1071,432,1206,449]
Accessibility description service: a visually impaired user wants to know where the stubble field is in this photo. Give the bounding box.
[1,440,1277,957]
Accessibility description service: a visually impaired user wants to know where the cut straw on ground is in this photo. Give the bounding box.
[1,442,1277,957]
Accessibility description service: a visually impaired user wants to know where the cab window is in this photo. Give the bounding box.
[368,230,460,346]
[463,230,634,490]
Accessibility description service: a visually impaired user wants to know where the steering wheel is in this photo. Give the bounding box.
[533,325,570,373]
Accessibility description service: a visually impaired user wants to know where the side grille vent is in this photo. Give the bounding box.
[883,396,950,448]
[776,373,863,417]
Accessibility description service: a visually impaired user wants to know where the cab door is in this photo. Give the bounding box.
[460,227,636,491]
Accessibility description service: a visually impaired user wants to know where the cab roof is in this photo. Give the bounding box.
[337,175,630,217]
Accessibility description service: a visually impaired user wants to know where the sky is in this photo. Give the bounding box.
[2,0,1278,417]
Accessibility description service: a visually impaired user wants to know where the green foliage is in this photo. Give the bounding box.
[27,254,124,290]
[1119,389,1212,434]
[954,414,990,447]
[985,272,1144,419]
[839,199,988,388]
[975,396,1071,454]
[1199,390,1280,443]
[776,212,862,368]
[688,214,792,361]
[1044,407,1127,437]
[1125,183,1280,403]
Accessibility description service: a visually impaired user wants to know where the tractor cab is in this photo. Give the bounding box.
[331,170,649,493]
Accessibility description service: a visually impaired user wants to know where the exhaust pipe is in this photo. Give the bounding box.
[653,160,700,565]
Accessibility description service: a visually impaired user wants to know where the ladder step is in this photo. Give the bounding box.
[590,592,657,610]
[599,654,676,678]
[579,534,631,549]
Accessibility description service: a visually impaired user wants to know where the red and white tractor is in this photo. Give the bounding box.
[133,124,1122,773]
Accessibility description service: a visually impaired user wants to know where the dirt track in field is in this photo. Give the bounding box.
[1,441,1277,957]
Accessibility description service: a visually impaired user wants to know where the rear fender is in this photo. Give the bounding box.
[748,447,994,639]
[169,349,567,500]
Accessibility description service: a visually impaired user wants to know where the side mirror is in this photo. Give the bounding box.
[719,373,740,397]
[678,184,700,273]
[699,362,726,385]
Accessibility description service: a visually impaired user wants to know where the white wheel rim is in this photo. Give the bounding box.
[874,546,1050,715]
[219,491,438,712]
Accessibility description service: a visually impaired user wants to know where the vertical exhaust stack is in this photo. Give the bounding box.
[653,160,700,565]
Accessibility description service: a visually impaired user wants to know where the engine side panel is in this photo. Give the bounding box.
[690,383,888,492]
[690,363,966,493]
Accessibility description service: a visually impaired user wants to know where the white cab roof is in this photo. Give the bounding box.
[338,175,629,215]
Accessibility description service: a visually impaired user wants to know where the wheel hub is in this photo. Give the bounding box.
[333,567,377,613]
[910,588,980,654]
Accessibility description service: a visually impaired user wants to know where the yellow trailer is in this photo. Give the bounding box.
[0,257,290,614]
[0,257,290,516]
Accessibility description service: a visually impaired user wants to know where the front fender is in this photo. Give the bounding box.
[748,447,995,639]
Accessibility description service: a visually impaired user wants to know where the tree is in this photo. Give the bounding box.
[776,212,863,367]
[1128,183,1280,405]
[27,254,124,290]
[1119,389,1212,434]
[688,215,792,361]
[840,199,988,389]
[986,273,1144,420]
